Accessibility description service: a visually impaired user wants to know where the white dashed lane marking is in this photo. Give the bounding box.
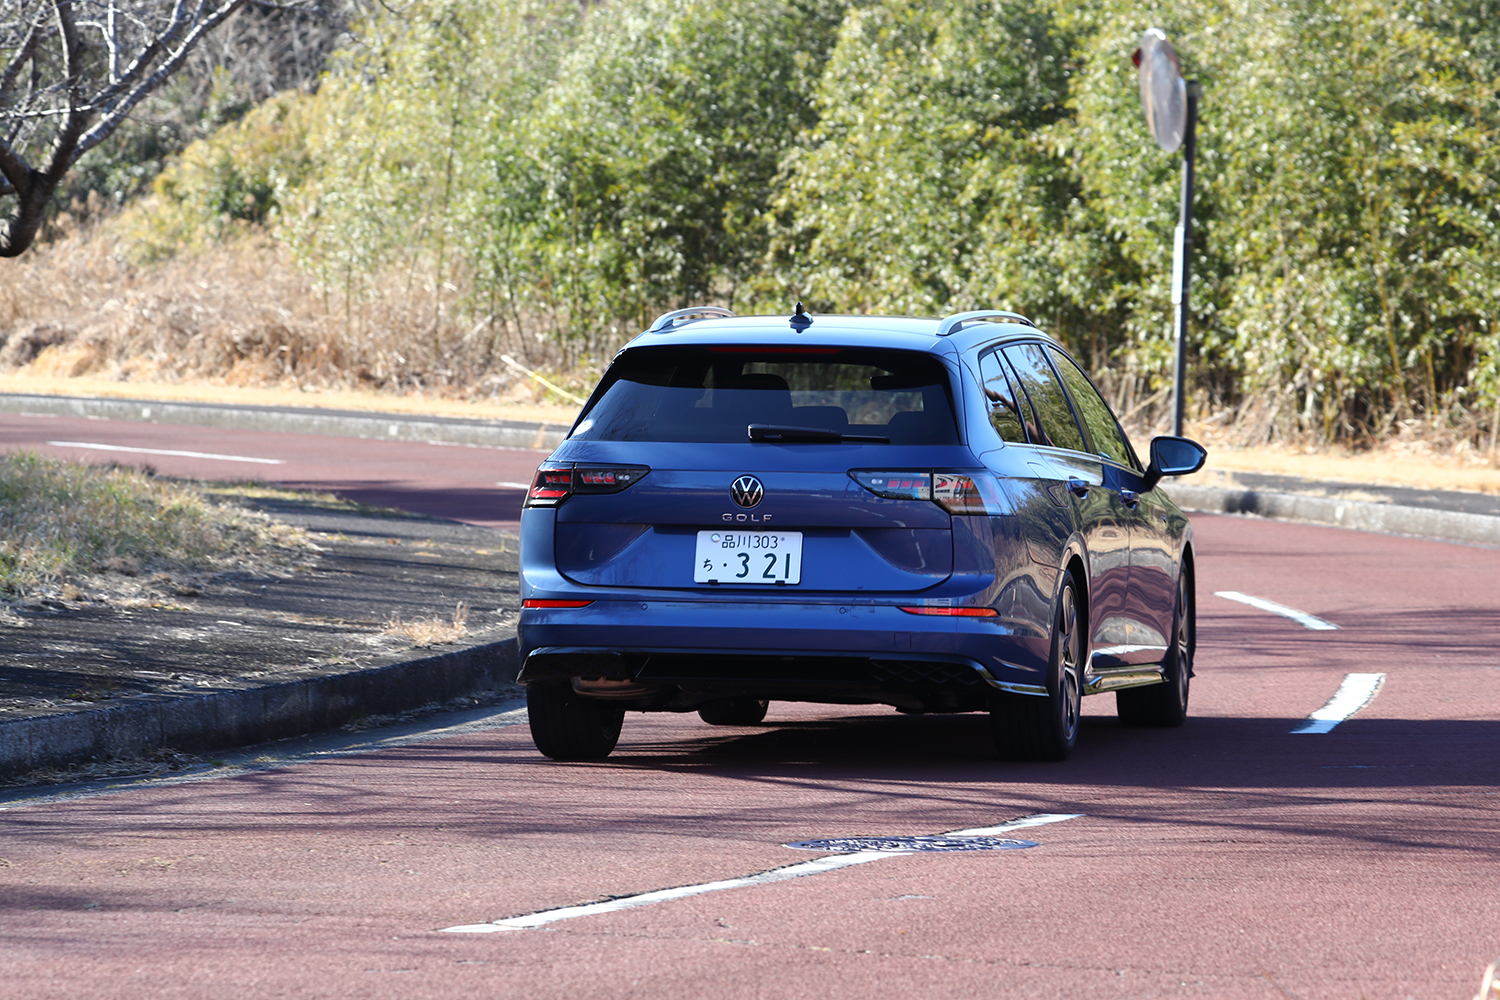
[47,441,285,465]
[1291,673,1386,734]
[439,813,1085,934]
[1214,590,1339,630]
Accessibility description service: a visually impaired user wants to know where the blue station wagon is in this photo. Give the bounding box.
[518,307,1207,761]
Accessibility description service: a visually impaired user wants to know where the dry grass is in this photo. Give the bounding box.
[1187,432,1500,496]
[0,451,313,605]
[381,601,469,648]
[0,221,598,407]
[0,369,580,426]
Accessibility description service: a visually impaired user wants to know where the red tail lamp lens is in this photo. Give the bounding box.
[850,470,1011,515]
[898,606,999,617]
[525,464,648,507]
[526,465,573,507]
[850,471,932,501]
[522,599,594,609]
[575,465,648,493]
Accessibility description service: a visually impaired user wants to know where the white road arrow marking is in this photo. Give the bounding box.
[439,813,1084,934]
[1215,590,1339,630]
[1291,673,1386,734]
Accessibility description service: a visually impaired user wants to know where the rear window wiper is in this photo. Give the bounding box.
[748,424,890,444]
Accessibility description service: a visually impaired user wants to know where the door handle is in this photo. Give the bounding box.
[1120,489,1141,508]
[1067,478,1090,499]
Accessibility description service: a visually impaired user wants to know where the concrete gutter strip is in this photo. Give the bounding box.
[1164,483,1500,548]
[0,392,573,452]
[1,635,520,781]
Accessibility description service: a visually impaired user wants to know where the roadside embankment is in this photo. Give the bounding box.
[0,487,523,784]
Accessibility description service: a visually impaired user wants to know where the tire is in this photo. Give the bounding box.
[697,698,770,726]
[1117,565,1193,728]
[991,574,1084,761]
[527,682,625,761]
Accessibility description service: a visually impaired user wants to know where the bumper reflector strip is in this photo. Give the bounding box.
[898,606,999,617]
[522,599,594,609]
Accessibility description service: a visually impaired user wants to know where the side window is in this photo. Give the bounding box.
[1048,347,1139,470]
[977,349,1029,443]
[1001,343,1087,453]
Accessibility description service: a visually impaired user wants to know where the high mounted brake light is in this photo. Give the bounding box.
[707,345,841,354]
[525,464,649,507]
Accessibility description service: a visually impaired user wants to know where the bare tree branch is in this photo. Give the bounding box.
[76,0,252,160]
[0,0,328,255]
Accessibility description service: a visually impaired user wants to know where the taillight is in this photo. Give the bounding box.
[576,465,647,492]
[525,464,648,507]
[526,464,574,507]
[850,471,933,501]
[932,473,1010,515]
[850,470,1011,515]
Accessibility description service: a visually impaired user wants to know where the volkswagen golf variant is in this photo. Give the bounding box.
[518,307,1206,761]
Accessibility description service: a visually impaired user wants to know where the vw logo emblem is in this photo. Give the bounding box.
[730,475,764,509]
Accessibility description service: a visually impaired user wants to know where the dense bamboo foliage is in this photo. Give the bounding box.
[89,0,1500,443]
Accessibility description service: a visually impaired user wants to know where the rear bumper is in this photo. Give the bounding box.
[517,599,1050,712]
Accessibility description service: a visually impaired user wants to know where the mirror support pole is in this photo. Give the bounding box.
[1171,81,1200,439]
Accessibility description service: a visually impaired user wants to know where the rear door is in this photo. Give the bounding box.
[1000,343,1136,666]
[1045,349,1173,658]
[542,345,971,595]
[1046,346,1169,665]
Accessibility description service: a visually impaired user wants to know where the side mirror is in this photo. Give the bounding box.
[1144,435,1207,489]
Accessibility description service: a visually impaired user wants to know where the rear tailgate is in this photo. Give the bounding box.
[552,451,955,593]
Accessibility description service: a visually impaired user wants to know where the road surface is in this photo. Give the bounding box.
[1,410,1496,998]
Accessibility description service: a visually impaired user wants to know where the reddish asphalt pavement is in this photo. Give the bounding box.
[0,412,550,530]
[1,412,1497,999]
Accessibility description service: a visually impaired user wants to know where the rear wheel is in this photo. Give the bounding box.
[1117,567,1193,727]
[697,698,770,726]
[991,575,1083,761]
[527,682,625,761]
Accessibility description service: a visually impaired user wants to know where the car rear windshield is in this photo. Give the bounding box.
[570,346,960,445]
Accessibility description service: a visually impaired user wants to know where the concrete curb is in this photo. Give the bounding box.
[0,392,573,452]
[0,634,520,782]
[1163,483,1500,548]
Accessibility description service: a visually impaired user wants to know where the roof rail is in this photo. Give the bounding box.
[935,310,1036,337]
[646,306,736,333]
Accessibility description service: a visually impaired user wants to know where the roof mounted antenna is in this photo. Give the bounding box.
[790,302,813,331]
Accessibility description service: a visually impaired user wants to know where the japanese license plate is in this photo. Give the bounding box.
[694,530,803,585]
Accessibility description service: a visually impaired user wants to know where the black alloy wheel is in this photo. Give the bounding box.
[697,698,771,726]
[1116,566,1193,727]
[527,682,626,761]
[991,574,1084,761]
